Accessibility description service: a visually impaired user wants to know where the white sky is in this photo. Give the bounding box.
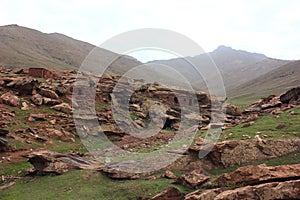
[1,0,300,62]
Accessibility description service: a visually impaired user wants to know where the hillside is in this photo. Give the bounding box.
[149,46,289,93]
[230,60,300,100]
[0,24,141,72]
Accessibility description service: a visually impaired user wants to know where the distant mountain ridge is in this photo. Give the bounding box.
[0,24,141,72]
[0,24,296,100]
[149,45,290,94]
[230,60,300,99]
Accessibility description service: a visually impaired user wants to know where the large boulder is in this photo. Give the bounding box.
[31,94,43,106]
[24,150,99,175]
[214,180,300,200]
[40,88,59,99]
[51,103,72,114]
[175,168,210,188]
[280,86,300,104]
[209,163,300,187]
[225,104,242,116]
[0,92,20,107]
[151,187,183,200]
[5,77,38,94]
[189,138,300,168]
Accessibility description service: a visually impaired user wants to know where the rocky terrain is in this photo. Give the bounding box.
[0,65,299,199]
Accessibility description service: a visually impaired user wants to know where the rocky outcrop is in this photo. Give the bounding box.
[209,163,300,187]
[151,187,183,200]
[175,168,210,188]
[185,188,228,200]
[24,150,100,175]
[189,138,300,168]
[213,180,300,200]
[0,92,20,106]
[280,86,300,104]
[185,180,300,200]
[40,88,59,99]
[4,77,38,94]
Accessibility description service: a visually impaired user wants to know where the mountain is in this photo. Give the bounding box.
[230,60,300,100]
[0,25,295,98]
[0,24,141,72]
[149,46,290,93]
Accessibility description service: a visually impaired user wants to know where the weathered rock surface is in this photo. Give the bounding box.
[189,138,300,168]
[280,86,300,104]
[51,103,72,114]
[151,186,183,200]
[209,163,300,187]
[21,101,29,110]
[43,97,60,105]
[165,170,177,179]
[226,104,242,116]
[40,88,59,99]
[5,77,38,94]
[0,92,20,106]
[0,137,9,152]
[28,113,46,122]
[24,150,100,175]
[31,94,43,106]
[214,179,300,200]
[185,188,228,200]
[175,168,210,188]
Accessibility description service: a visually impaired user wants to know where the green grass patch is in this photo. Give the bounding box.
[0,160,32,176]
[0,170,177,200]
[222,107,300,141]
[47,137,87,153]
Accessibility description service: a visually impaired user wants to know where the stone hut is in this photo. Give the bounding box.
[28,68,60,79]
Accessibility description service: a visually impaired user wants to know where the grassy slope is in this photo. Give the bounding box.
[222,107,300,140]
[0,170,176,200]
[1,108,299,199]
[229,60,300,102]
[0,73,299,199]
[0,25,142,73]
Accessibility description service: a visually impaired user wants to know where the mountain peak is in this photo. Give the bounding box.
[215,45,233,52]
[212,45,267,60]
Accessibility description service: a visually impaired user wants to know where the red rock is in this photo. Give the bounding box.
[0,92,20,107]
[175,168,210,188]
[40,88,59,99]
[31,94,43,106]
[185,188,228,200]
[214,180,300,200]
[210,163,300,187]
[151,186,183,200]
[165,170,177,179]
[226,104,242,116]
[51,103,72,114]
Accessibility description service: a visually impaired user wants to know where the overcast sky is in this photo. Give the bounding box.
[1,0,300,61]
